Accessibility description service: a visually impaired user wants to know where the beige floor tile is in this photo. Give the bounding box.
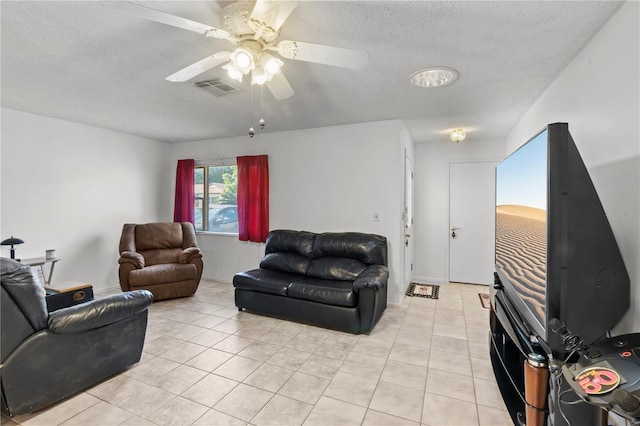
[192,409,246,426]
[298,354,344,379]
[146,364,208,394]
[471,357,494,380]
[425,368,476,404]
[188,329,231,347]
[212,319,250,334]
[186,348,234,372]
[421,392,479,425]
[152,321,208,340]
[158,340,208,363]
[388,343,430,367]
[339,351,386,378]
[181,373,239,407]
[252,394,313,426]
[278,372,330,404]
[302,396,366,426]
[234,324,278,340]
[430,335,470,356]
[285,333,325,352]
[214,383,274,422]
[473,377,504,409]
[429,349,472,376]
[468,340,490,360]
[313,338,352,360]
[352,337,393,358]
[380,359,428,391]
[432,323,468,340]
[237,341,281,361]
[268,347,312,369]
[146,396,208,426]
[214,355,262,381]
[14,393,100,426]
[213,335,256,354]
[323,371,378,407]
[89,376,175,418]
[434,312,467,327]
[369,381,423,422]
[191,314,228,328]
[362,409,419,426]
[143,335,185,356]
[244,363,295,392]
[258,329,298,347]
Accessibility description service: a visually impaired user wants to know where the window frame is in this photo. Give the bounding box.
[194,159,238,235]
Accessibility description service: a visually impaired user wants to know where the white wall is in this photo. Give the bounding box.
[170,120,412,304]
[1,108,172,293]
[506,1,640,335]
[412,138,505,284]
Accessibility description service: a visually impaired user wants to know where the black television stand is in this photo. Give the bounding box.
[490,288,605,425]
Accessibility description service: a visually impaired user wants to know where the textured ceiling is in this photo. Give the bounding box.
[1,1,623,143]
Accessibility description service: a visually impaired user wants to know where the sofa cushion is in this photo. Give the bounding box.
[311,232,387,266]
[287,278,356,308]
[307,257,367,281]
[260,253,310,275]
[134,222,184,251]
[265,230,316,257]
[233,269,299,296]
[128,263,196,287]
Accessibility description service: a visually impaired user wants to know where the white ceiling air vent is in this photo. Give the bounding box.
[194,79,242,97]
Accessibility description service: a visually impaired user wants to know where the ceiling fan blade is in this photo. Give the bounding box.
[116,2,230,39]
[250,0,299,32]
[265,72,295,100]
[166,52,230,82]
[276,40,369,70]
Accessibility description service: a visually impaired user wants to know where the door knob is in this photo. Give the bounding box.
[451,227,460,238]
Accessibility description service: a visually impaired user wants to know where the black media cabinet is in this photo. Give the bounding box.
[489,287,604,426]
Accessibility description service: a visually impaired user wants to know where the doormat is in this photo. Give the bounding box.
[479,293,491,309]
[406,283,439,299]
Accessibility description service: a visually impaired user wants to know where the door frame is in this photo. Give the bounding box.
[403,151,414,291]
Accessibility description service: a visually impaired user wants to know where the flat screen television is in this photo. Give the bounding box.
[495,122,629,355]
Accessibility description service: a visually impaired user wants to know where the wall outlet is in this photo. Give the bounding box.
[373,212,380,222]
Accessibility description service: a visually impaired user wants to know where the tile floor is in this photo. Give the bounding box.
[2,280,511,426]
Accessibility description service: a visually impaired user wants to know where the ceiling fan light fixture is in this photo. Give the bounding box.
[223,63,243,82]
[260,53,283,76]
[251,67,268,85]
[409,67,458,88]
[230,48,255,74]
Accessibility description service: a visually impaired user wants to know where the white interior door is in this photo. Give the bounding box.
[404,154,414,289]
[449,162,497,285]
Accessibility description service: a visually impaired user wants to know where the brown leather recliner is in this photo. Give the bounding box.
[118,222,203,301]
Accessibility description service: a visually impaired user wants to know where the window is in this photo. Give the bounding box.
[194,162,238,233]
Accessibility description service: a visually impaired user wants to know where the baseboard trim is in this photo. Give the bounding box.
[411,276,447,286]
[94,285,121,297]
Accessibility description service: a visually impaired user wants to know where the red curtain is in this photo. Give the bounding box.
[173,159,195,223]
[237,155,269,243]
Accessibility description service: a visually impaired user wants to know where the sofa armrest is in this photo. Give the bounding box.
[118,251,145,269]
[353,265,389,292]
[179,247,202,264]
[48,290,153,334]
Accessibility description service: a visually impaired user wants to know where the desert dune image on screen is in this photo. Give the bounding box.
[496,131,547,330]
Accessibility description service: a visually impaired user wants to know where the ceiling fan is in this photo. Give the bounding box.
[120,1,370,100]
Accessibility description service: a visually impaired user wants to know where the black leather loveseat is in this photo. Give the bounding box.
[233,230,388,334]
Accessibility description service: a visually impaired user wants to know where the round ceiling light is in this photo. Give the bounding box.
[409,67,458,88]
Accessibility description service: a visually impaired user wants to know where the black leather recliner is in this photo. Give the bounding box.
[0,258,153,416]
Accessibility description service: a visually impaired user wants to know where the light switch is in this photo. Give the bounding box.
[373,213,380,222]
